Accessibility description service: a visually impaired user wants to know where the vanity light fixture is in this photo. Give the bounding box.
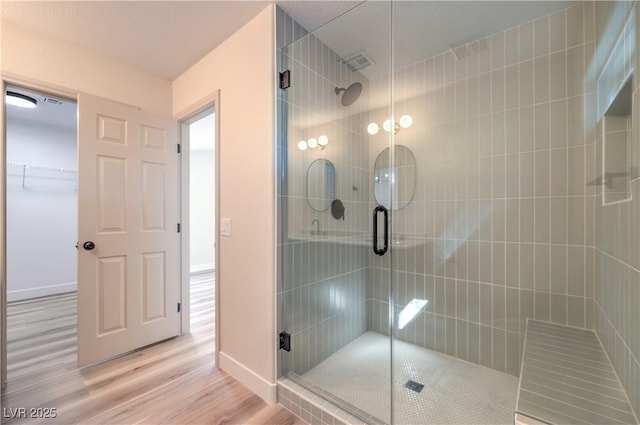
[6,91,37,109]
[367,115,412,135]
[297,135,329,151]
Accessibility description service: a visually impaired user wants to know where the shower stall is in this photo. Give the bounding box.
[277,1,640,424]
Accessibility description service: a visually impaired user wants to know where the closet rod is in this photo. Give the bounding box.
[7,162,77,174]
[7,162,77,190]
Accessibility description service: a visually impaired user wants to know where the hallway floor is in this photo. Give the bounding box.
[2,272,304,424]
[298,331,518,425]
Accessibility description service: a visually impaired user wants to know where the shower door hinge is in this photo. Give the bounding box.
[177,223,181,233]
[279,70,291,90]
[177,302,181,313]
[177,143,181,154]
[279,331,291,351]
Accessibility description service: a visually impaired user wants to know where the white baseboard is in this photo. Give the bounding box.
[190,263,215,275]
[219,351,277,404]
[8,281,77,302]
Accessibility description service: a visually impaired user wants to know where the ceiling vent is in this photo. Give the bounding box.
[449,36,489,60]
[342,50,375,71]
[42,97,63,106]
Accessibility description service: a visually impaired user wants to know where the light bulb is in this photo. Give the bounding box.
[308,138,318,148]
[367,123,379,135]
[399,115,412,129]
[297,140,308,151]
[383,119,392,132]
[318,135,329,146]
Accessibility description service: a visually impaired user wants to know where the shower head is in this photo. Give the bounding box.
[334,82,362,106]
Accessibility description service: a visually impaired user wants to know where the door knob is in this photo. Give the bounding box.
[83,241,96,251]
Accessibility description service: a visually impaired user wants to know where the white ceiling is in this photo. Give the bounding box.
[314,1,575,79]
[276,1,364,33]
[0,1,270,80]
[1,1,574,83]
[0,0,367,81]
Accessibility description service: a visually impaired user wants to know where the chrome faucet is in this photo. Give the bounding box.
[311,219,320,235]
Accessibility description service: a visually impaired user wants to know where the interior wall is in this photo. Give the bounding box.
[6,118,77,301]
[172,4,276,401]
[365,1,597,377]
[189,149,215,273]
[594,1,640,417]
[1,20,172,117]
[277,7,371,376]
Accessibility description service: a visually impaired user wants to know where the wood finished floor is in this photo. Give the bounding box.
[2,273,305,425]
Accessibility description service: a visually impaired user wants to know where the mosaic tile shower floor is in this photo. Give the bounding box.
[301,331,518,425]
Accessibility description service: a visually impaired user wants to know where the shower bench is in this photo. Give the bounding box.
[515,320,637,425]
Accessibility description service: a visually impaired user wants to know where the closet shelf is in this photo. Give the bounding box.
[7,162,77,174]
[7,162,77,190]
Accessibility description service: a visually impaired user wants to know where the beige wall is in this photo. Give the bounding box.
[172,5,276,401]
[1,20,172,117]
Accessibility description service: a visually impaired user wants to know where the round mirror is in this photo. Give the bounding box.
[374,145,416,210]
[307,159,336,211]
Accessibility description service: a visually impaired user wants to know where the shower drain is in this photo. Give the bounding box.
[404,380,424,393]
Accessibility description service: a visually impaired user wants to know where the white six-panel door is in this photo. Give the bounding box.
[77,93,180,367]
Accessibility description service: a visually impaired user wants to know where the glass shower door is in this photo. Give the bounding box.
[277,2,394,423]
[388,2,525,423]
[387,1,609,423]
[278,1,639,424]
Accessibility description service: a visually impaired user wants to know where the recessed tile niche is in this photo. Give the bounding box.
[603,74,633,205]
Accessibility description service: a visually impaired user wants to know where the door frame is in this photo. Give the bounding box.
[0,74,206,387]
[0,74,80,389]
[0,78,5,390]
[175,90,221,367]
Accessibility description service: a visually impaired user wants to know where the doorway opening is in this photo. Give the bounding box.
[5,85,78,386]
[181,108,216,348]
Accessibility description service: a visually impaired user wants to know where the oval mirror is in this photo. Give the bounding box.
[374,145,416,210]
[307,159,336,211]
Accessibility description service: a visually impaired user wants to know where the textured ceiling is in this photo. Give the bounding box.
[0,1,365,81]
[1,1,574,83]
[314,1,575,79]
[0,1,270,80]
[276,1,364,32]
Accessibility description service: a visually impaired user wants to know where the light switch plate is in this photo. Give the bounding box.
[221,218,231,236]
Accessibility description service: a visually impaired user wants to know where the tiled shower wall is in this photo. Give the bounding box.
[368,2,598,376]
[277,7,371,376]
[594,1,640,417]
